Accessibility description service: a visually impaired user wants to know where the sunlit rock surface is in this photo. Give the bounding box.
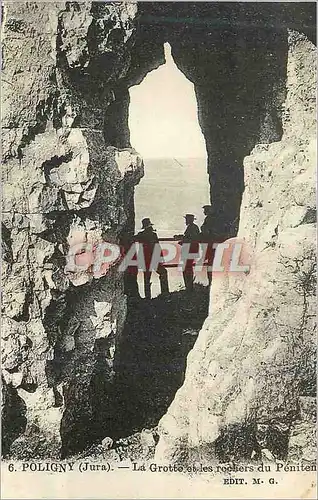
[156,32,316,464]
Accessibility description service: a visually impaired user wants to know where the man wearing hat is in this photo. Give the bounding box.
[174,214,200,291]
[201,205,215,286]
[135,218,169,299]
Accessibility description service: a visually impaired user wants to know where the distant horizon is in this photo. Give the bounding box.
[141,156,207,161]
[135,149,210,238]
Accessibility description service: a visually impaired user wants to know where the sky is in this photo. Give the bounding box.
[128,42,207,160]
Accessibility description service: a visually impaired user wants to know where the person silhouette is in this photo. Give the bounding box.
[174,214,200,291]
[134,218,169,299]
[201,205,215,286]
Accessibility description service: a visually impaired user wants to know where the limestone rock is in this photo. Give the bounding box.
[2,1,141,457]
[288,397,316,463]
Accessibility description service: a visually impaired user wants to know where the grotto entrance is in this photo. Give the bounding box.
[131,42,210,296]
[65,5,292,455]
[98,43,211,440]
[92,10,285,443]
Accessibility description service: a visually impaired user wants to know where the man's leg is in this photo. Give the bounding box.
[144,271,152,299]
[124,270,140,298]
[183,260,194,291]
[157,264,169,295]
[206,244,215,286]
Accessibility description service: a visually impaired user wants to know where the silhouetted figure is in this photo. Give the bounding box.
[201,205,215,286]
[174,214,200,291]
[135,218,169,300]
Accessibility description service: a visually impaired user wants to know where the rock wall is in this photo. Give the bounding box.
[2,1,143,457]
[127,2,316,238]
[156,32,316,464]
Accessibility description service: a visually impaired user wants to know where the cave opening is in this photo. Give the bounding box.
[104,42,211,440]
[62,12,291,457]
[91,13,289,446]
[129,42,210,296]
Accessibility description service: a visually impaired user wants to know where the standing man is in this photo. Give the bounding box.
[135,218,169,300]
[174,214,200,291]
[201,205,215,286]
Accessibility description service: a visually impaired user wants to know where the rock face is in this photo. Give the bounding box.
[2,1,143,457]
[156,32,316,464]
[288,396,316,463]
[2,2,316,461]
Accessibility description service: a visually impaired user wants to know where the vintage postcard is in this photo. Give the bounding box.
[1,1,317,499]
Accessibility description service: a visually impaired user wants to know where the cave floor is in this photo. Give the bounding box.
[79,284,209,461]
[113,284,210,437]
